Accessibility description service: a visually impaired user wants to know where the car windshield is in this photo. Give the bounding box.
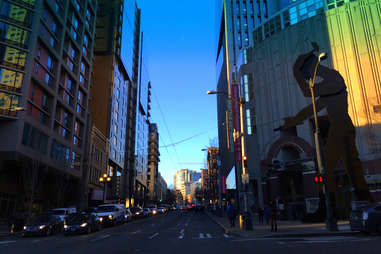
[85,208,97,213]
[29,216,52,224]
[51,210,66,215]
[67,214,89,223]
[97,206,115,212]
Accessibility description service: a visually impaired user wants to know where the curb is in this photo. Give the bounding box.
[205,214,360,239]
[255,230,361,238]
[205,212,230,234]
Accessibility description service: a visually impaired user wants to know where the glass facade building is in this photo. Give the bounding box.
[0,0,97,216]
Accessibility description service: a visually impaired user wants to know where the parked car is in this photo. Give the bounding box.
[23,214,63,237]
[133,207,145,219]
[50,207,76,222]
[64,212,101,235]
[95,204,125,226]
[350,203,381,233]
[124,208,133,222]
[157,207,166,214]
[143,208,153,217]
[84,207,98,215]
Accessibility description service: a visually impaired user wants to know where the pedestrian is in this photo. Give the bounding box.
[264,206,270,225]
[258,207,264,224]
[270,201,277,232]
[226,202,236,228]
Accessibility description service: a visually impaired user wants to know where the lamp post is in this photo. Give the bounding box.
[207,90,253,230]
[309,52,338,231]
[99,173,111,203]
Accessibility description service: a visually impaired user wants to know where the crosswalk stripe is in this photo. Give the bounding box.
[199,233,204,239]
[223,234,229,238]
[206,233,212,238]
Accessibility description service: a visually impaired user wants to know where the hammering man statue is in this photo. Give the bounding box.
[280,43,374,219]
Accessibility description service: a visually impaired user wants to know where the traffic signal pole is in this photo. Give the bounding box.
[310,54,338,231]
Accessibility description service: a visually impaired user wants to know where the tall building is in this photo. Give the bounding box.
[240,0,381,218]
[215,0,317,210]
[90,0,140,204]
[147,123,159,202]
[0,0,97,217]
[206,147,220,206]
[133,29,151,206]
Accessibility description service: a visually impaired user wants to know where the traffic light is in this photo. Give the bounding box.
[243,155,248,168]
[313,174,324,183]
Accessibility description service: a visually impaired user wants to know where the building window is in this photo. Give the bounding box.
[47,57,53,71]
[243,74,249,102]
[45,73,50,85]
[22,123,48,154]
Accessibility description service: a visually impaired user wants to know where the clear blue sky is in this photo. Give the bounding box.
[137,0,218,186]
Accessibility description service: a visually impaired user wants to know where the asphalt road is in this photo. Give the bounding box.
[1,211,381,254]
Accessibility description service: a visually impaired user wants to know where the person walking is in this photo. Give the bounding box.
[258,207,264,224]
[270,201,277,232]
[264,206,270,225]
[226,202,236,228]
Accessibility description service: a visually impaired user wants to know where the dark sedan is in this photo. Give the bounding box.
[350,203,381,233]
[64,213,102,235]
[23,214,63,237]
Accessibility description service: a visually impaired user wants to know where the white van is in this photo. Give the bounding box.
[50,207,76,222]
[95,204,125,226]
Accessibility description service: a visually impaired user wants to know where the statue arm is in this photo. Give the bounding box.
[293,52,314,97]
[281,98,324,129]
[294,98,325,123]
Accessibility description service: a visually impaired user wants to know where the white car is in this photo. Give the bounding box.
[95,204,125,226]
[50,207,76,222]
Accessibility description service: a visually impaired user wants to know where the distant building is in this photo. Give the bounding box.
[206,148,220,206]
[174,169,201,203]
[157,172,167,202]
[147,123,159,202]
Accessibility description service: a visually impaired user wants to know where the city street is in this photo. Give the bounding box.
[1,211,380,254]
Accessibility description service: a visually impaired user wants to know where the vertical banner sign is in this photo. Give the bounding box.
[231,83,241,162]
[220,176,227,194]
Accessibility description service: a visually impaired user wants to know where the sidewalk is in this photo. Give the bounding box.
[0,224,11,237]
[206,212,357,238]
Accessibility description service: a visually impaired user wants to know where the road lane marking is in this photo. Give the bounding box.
[0,241,16,245]
[178,229,184,239]
[149,233,159,239]
[90,234,111,242]
[206,233,212,238]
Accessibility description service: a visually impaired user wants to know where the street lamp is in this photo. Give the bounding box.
[207,89,253,230]
[99,173,111,203]
[309,52,338,231]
